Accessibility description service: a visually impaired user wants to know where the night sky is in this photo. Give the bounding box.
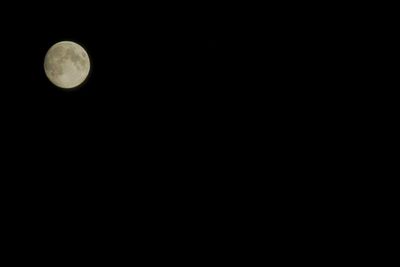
[2,4,232,197]
[3,5,226,146]
[1,3,376,259]
[4,4,223,103]
[0,6,240,254]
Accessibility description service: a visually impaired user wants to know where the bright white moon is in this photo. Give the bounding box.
[44,41,90,89]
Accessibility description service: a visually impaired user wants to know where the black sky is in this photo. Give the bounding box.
[4,4,223,99]
[3,5,226,124]
[1,3,232,191]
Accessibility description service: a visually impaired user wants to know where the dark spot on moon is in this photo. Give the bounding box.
[52,46,65,58]
[45,55,64,76]
[63,47,88,70]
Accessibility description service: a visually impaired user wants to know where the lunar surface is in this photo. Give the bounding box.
[44,41,90,89]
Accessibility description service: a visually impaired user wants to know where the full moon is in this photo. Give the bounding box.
[44,41,90,89]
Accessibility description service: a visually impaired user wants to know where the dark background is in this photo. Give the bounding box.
[2,3,230,170]
[1,3,237,226]
[3,3,225,110]
[0,4,242,255]
[1,2,377,260]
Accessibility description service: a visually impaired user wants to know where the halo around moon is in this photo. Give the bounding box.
[44,41,90,89]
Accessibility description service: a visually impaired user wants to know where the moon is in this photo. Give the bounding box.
[44,41,90,89]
